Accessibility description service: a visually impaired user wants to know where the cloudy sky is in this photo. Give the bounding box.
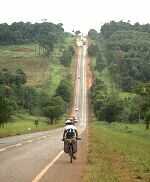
[1,0,150,33]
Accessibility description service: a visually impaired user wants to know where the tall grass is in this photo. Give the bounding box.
[84,122,150,182]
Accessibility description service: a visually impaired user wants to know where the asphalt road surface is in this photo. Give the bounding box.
[0,38,88,182]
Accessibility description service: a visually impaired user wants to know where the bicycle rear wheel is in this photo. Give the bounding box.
[69,145,73,163]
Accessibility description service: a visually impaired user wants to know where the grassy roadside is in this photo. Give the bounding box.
[84,121,150,182]
[0,113,65,138]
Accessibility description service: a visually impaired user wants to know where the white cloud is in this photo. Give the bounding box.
[1,0,150,33]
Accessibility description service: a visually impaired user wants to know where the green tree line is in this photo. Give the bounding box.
[0,22,64,56]
[88,21,150,129]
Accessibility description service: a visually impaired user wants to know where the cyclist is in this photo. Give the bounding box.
[63,119,78,159]
[63,119,78,140]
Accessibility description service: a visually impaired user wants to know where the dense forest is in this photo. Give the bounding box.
[88,21,150,129]
[0,22,74,128]
[0,22,65,55]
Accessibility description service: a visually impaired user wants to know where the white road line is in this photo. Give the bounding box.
[0,143,23,152]
[14,143,22,147]
[26,140,33,143]
[0,148,6,152]
[6,143,21,149]
[83,45,87,127]
[32,150,64,182]
[40,136,47,139]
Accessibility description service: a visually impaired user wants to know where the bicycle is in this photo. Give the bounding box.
[63,137,81,163]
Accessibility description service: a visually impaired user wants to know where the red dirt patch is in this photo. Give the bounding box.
[12,48,33,52]
[86,55,93,89]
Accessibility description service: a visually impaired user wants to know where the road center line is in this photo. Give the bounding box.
[32,150,64,182]
[42,136,47,138]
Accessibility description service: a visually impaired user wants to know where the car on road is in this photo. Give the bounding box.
[75,108,79,112]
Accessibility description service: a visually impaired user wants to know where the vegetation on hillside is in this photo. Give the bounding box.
[88,21,150,129]
[0,22,75,135]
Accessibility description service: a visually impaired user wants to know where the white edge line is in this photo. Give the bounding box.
[32,150,64,182]
[26,140,33,143]
[14,143,22,147]
[0,148,6,152]
[0,143,22,152]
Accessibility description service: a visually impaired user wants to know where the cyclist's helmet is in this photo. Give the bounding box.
[65,119,73,125]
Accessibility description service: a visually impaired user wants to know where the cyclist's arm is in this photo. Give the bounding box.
[75,129,78,138]
[63,129,67,139]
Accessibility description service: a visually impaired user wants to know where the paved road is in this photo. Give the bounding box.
[0,38,88,182]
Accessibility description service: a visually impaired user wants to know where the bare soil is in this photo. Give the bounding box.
[12,48,33,52]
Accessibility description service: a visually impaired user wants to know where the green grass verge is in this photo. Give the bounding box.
[0,113,64,138]
[84,122,150,182]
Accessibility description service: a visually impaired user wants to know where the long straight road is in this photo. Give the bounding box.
[0,38,88,182]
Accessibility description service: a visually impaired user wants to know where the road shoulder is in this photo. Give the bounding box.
[41,130,88,182]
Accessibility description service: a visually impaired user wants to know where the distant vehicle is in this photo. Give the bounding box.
[75,108,79,112]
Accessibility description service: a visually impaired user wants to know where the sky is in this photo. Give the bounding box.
[1,0,150,33]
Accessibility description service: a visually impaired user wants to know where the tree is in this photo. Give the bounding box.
[0,97,15,128]
[56,80,72,103]
[60,46,74,67]
[90,20,150,125]
[15,69,27,86]
[88,44,99,57]
[145,110,150,130]
[98,95,123,123]
[88,29,98,40]
[134,83,150,129]
[0,21,65,45]
[43,96,66,124]
[23,86,38,114]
